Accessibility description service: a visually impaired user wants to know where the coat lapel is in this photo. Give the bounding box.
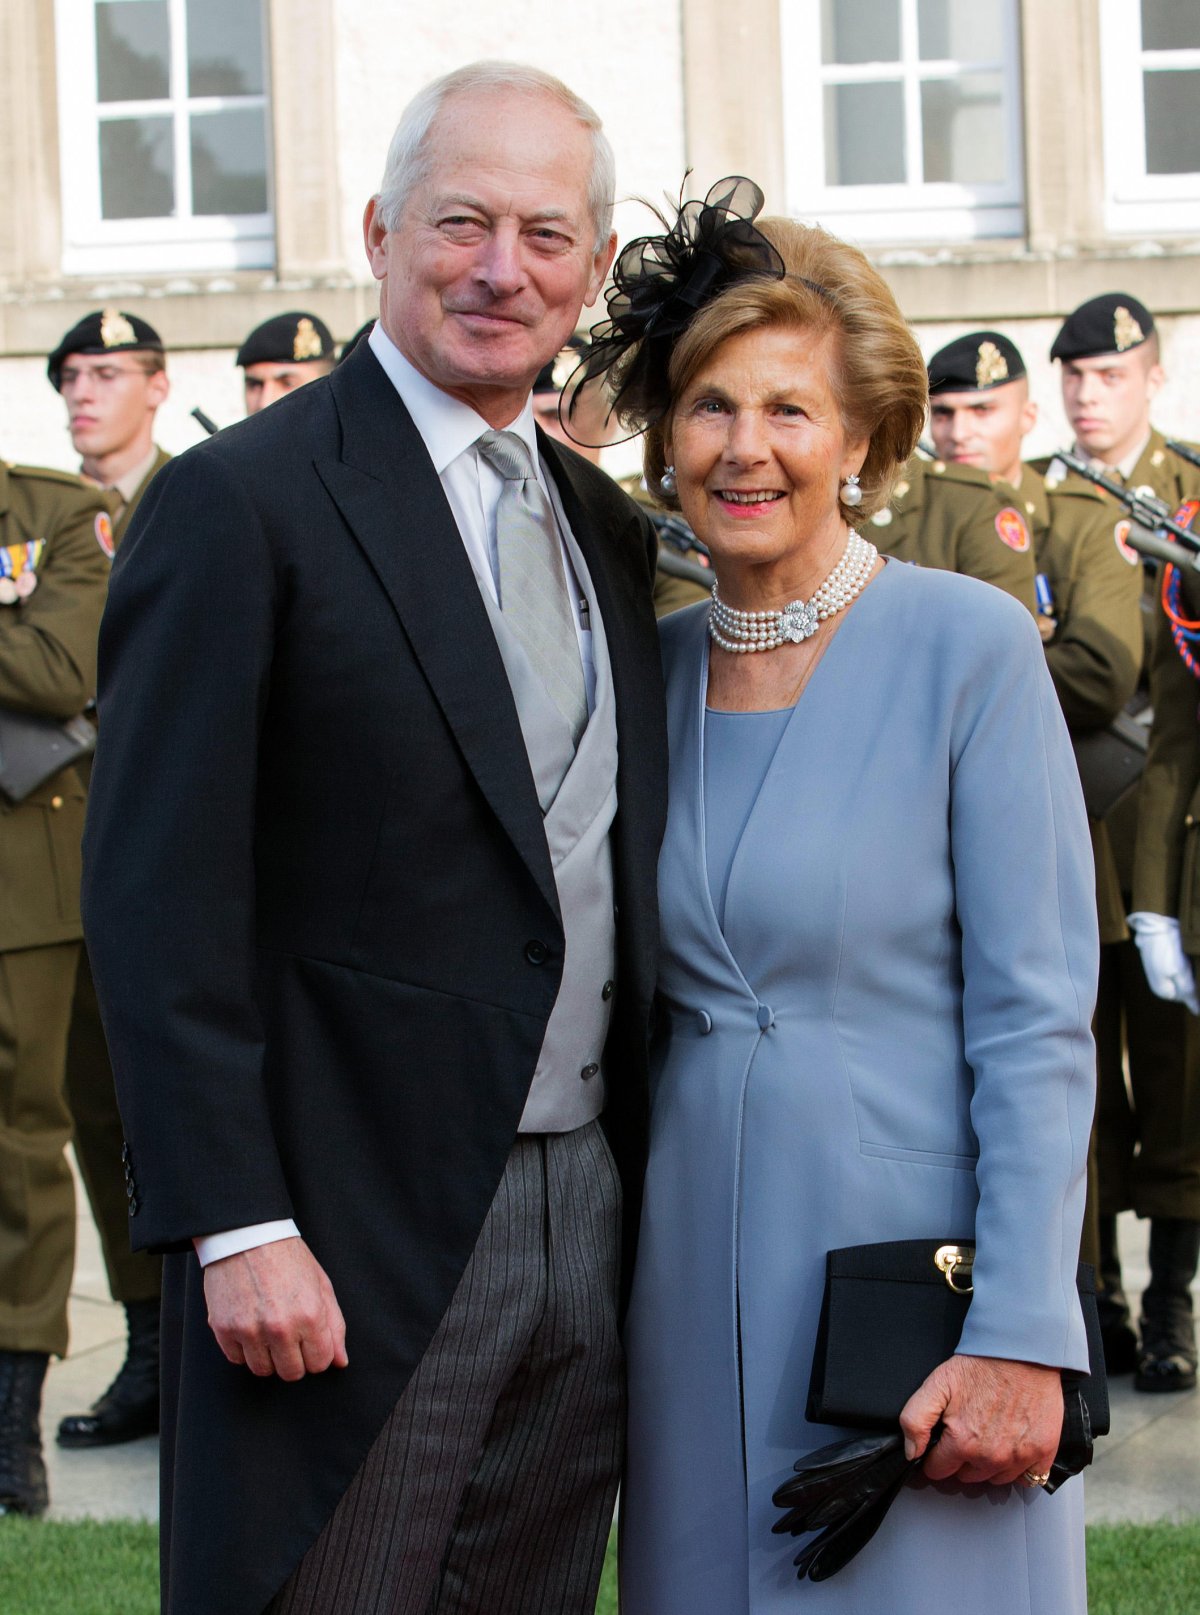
[316,345,559,918]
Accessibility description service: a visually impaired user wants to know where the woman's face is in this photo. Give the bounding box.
[666,323,867,567]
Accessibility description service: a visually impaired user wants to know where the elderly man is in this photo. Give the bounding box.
[83,61,666,1615]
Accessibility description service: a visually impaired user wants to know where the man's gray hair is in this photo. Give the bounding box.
[374,61,615,254]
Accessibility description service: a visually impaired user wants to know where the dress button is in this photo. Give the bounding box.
[524,940,548,966]
[697,1010,712,1035]
[601,980,614,1001]
[581,1062,600,1081]
[757,1005,774,1030]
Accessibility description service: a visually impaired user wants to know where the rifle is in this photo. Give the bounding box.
[1050,450,1200,571]
[190,407,219,436]
[1167,438,1200,473]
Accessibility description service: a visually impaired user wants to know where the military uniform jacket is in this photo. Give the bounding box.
[111,444,171,550]
[1037,431,1200,898]
[870,454,1038,614]
[1009,464,1143,941]
[1132,439,1200,950]
[0,462,109,953]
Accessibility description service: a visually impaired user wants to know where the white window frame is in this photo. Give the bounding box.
[780,0,1025,244]
[1099,0,1200,236]
[55,0,275,275]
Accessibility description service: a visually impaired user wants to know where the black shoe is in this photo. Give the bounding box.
[1134,1218,1199,1396]
[0,1351,50,1516]
[56,1299,159,1449]
[1100,1317,1139,1376]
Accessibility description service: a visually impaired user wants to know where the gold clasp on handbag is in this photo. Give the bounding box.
[934,1244,975,1294]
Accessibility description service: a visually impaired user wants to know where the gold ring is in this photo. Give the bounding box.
[1022,1469,1051,1488]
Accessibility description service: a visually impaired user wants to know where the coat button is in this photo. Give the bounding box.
[697,1010,712,1035]
[757,1005,774,1030]
[50,795,63,809]
[581,1062,600,1081]
[601,980,614,1000]
[128,1195,140,1216]
[524,940,548,965]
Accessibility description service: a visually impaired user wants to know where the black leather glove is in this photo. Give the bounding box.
[772,1428,940,1582]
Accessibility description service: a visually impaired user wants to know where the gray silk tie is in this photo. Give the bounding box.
[476,429,588,743]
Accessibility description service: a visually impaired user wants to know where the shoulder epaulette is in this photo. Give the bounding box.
[924,458,996,491]
[6,463,92,490]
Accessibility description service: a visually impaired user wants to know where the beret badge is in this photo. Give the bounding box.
[100,309,137,349]
[975,341,1009,388]
[292,317,324,361]
[1113,306,1145,352]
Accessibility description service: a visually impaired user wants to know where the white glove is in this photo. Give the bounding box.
[1128,912,1200,1015]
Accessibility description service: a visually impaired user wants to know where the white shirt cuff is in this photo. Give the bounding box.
[193,1219,301,1267]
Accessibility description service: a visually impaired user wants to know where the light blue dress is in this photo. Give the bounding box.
[622,561,1097,1615]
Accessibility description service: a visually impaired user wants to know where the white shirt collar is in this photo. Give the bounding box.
[368,322,541,474]
[1072,433,1151,482]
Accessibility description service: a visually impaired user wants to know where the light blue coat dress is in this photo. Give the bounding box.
[621,561,1097,1615]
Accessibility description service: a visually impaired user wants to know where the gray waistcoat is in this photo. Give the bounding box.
[477,495,619,1132]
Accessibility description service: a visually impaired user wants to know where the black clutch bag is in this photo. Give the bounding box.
[0,707,96,803]
[806,1238,1108,1444]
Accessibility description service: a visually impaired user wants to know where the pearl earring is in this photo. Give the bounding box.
[841,473,862,507]
[659,464,677,497]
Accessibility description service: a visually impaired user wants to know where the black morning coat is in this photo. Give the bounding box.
[81,340,668,1615]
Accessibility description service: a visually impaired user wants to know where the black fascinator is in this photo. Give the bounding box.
[564,176,785,444]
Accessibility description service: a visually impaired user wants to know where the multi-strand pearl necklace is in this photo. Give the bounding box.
[708,530,878,653]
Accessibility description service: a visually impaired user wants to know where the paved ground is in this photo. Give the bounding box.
[39,1168,1200,1524]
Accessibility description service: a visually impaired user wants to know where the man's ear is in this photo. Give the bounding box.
[363,196,389,282]
[584,230,618,308]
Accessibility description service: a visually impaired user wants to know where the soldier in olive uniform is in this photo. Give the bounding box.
[0,459,110,1512]
[866,448,1038,614]
[1044,292,1200,1389]
[928,328,1144,1307]
[48,312,168,1445]
[237,311,336,416]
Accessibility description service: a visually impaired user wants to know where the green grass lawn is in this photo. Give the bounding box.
[1,1519,1197,1613]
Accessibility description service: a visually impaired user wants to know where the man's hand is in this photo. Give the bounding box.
[203,1238,349,1381]
[1129,912,1200,1014]
[900,1355,1062,1486]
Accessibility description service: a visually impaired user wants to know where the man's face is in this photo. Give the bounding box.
[364,88,616,426]
[929,379,1036,484]
[243,362,328,415]
[58,354,167,460]
[1061,348,1162,465]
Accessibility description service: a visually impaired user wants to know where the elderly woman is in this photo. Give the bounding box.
[585,186,1097,1613]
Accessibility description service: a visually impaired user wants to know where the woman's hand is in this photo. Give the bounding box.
[899,1355,1063,1486]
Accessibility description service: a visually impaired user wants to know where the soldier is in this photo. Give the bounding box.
[866,449,1038,615]
[47,311,169,1446]
[0,458,110,1512]
[48,310,170,549]
[1043,292,1200,1388]
[237,311,336,415]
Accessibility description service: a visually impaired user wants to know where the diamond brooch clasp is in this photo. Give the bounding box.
[779,600,819,643]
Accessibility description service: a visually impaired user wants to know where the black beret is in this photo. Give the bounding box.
[47,309,164,391]
[236,312,335,369]
[927,331,1026,396]
[533,336,588,396]
[1050,293,1155,363]
[337,319,376,366]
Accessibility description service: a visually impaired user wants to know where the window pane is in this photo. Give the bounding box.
[1141,0,1200,52]
[821,0,900,65]
[922,75,1007,182]
[99,115,174,216]
[191,109,268,215]
[187,0,264,96]
[918,0,1005,61]
[824,82,906,183]
[96,1,170,102]
[1144,70,1200,174]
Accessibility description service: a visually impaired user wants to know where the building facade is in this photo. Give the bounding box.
[3,0,1198,468]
